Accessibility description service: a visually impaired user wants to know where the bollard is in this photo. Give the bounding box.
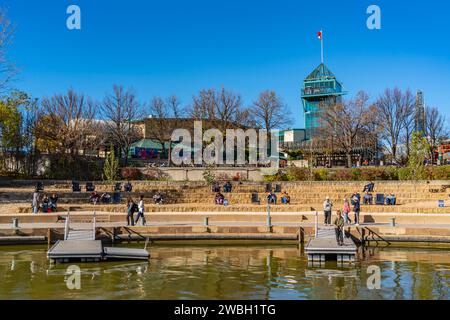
[12,218,19,229]
[390,217,396,227]
[204,216,209,227]
[266,204,272,227]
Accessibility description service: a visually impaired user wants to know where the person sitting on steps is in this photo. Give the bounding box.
[215,192,224,205]
[363,181,375,193]
[281,191,291,204]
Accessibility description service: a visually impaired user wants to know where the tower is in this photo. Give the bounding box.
[301,63,346,140]
[415,90,426,135]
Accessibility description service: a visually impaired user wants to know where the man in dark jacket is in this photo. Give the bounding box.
[351,193,361,225]
[334,210,345,246]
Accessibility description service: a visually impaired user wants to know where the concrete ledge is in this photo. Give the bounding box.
[0,236,46,243]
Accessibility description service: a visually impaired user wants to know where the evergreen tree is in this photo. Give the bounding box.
[103,144,119,181]
[406,132,429,180]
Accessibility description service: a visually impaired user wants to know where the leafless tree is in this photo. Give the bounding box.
[0,8,16,93]
[189,89,217,121]
[188,87,252,129]
[250,90,292,131]
[102,85,142,165]
[425,106,448,163]
[319,91,376,167]
[375,88,414,163]
[38,89,98,155]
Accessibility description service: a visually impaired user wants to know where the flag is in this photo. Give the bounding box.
[317,31,323,40]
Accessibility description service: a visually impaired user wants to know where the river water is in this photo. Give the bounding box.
[0,243,448,300]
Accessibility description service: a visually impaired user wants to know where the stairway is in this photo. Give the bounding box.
[66,228,95,241]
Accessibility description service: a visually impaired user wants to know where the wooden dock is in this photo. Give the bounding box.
[47,212,149,263]
[305,226,357,263]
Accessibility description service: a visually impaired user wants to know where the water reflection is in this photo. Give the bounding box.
[0,244,448,300]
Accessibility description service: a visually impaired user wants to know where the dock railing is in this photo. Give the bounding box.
[93,211,96,240]
[64,211,70,240]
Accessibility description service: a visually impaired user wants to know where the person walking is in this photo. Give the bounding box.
[351,193,361,225]
[323,196,333,225]
[126,197,137,226]
[135,195,146,226]
[32,192,39,214]
[334,210,345,246]
[343,198,351,224]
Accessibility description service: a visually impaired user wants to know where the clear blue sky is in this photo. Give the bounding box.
[3,0,450,128]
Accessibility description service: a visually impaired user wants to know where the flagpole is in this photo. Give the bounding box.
[321,29,324,64]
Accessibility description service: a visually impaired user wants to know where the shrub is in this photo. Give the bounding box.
[314,168,329,181]
[286,167,310,181]
[350,168,362,181]
[397,167,411,181]
[121,167,143,180]
[429,166,450,180]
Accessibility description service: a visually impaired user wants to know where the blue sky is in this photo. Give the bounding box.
[3,0,450,128]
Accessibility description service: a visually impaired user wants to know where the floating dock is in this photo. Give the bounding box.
[47,212,149,263]
[305,226,357,262]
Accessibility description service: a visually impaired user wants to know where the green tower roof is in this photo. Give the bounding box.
[305,63,338,81]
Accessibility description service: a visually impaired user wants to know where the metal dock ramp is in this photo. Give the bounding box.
[47,212,149,263]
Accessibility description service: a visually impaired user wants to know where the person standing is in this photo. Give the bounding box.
[343,198,351,224]
[135,195,146,226]
[32,192,39,214]
[126,197,137,226]
[323,196,333,225]
[351,193,361,225]
[334,210,345,246]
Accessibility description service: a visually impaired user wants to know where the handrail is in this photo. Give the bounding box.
[93,211,96,240]
[64,210,70,240]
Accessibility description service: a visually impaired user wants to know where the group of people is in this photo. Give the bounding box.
[212,181,233,193]
[323,193,361,226]
[89,191,112,205]
[32,192,58,214]
[126,195,146,226]
[266,191,291,205]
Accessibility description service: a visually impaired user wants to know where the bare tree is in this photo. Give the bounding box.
[0,8,16,93]
[426,106,448,163]
[189,89,217,121]
[375,88,414,163]
[188,87,252,130]
[250,90,292,131]
[102,85,142,165]
[146,96,171,157]
[37,89,97,155]
[319,91,376,167]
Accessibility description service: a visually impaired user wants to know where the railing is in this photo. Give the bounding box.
[64,210,70,240]
[92,211,96,240]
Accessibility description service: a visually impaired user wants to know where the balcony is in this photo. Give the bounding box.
[302,87,342,97]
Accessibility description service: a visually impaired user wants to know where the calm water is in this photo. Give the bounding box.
[0,243,449,300]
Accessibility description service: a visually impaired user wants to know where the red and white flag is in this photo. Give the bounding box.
[317,31,323,40]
